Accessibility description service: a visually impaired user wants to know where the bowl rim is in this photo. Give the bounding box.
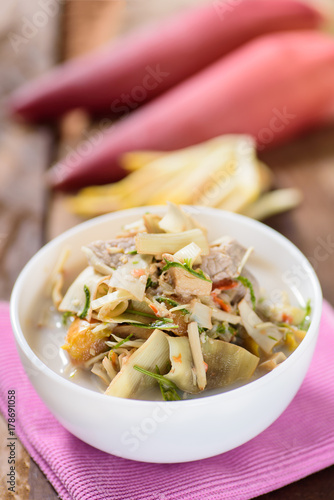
[10,206,323,408]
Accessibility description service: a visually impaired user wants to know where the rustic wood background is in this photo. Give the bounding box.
[0,0,334,498]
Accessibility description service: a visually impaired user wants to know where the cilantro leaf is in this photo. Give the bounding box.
[162,260,212,282]
[237,276,256,310]
[79,285,90,319]
[134,365,181,401]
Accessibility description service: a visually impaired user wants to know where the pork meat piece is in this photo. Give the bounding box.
[201,238,247,283]
[82,237,136,274]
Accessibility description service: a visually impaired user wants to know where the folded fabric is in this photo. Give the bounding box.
[0,300,333,500]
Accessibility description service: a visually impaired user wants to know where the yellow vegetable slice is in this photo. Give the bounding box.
[238,298,283,354]
[67,134,300,220]
[135,229,209,255]
[105,329,170,399]
[58,266,103,317]
[164,336,199,394]
[202,338,259,389]
[241,189,302,220]
[188,322,207,391]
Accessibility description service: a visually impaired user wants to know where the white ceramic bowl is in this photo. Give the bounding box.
[10,207,322,463]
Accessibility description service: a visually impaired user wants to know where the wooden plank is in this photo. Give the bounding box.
[261,123,334,305]
[62,0,125,60]
[0,0,60,497]
[0,416,30,500]
[0,0,59,299]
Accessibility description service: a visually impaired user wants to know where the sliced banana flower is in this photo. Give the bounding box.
[164,336,199,394]
[158,202,204,234]
[122,219,146,233]
[131,299,156,315]
[189,300,212,329]
[91,362,111,385]
[188,322,207,391]
[91,323,114,336]
[102,356,118,381]
[93,278,110,300]
[202,338,259,389]
[95,312,151,325]
[91,289,134,311]
[174,242,202,266]
[238,298,283,354]
[97,300,129,321]
[143,213,164,233]
[236,247,254,275]
[84,350,110,368]
[258,352,286,372]
[106,334,145,348]
[58,266,103,318]
[209,235,233,247]
[135,228,209,256]
[108,255,151,301]
[105,329,170,399]
[118,349,136,369]
[169,304,191,313]
[211,308,241,325]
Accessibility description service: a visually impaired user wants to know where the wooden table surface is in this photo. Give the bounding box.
[0,1,334,498]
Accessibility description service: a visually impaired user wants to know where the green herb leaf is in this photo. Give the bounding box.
[215,323,237,337]
[162,260,212,282]
[278,322,294,330]
[120,322,153,329]
[134,365,181,401]
[268,335,278,341]
[156,296,179,307]
[299,299,312,331]
[127,250,137,255]
[184,257,192,269]
[237,276,256,310]
[216,324,226,335]
[155,296,189,315]
[155,365,181,401]
[151,319,176,328]
[109,334,133,351]
[146,276,158,289]
[62,311,72,326]
[79,285,90,319]
[124,321,179,330]
[126,309,157,319]
[198,326,208,334]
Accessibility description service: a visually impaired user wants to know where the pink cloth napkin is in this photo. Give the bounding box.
[1,301,334,500]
